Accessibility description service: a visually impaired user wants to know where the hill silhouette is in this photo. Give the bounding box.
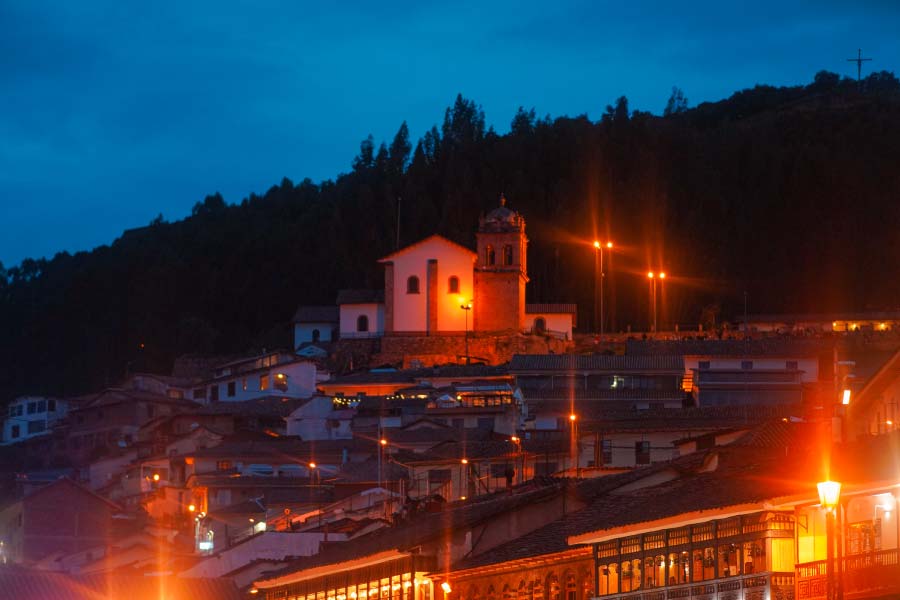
[1,70,899,402]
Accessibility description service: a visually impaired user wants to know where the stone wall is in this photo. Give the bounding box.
[374,332,571,368]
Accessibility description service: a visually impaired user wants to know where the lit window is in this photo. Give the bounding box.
[448,276,460,294]
[260,374,270,391]
[274,373,288,392]
[407,276,420,294]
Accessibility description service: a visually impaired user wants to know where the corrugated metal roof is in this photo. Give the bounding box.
[510,354,684,372]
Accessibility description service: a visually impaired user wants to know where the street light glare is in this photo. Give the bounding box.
[647,272,654,278]
[569,413,577,422]
[593,240,601,249]
[606,242,613,248]
[659,272,666,279]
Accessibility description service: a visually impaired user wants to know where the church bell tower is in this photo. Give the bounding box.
[474,195,528,332]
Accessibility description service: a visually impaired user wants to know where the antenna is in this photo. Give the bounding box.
[846,48,872,84]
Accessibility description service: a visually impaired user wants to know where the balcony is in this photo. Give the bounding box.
[797,549,900,599]
[596,571,794,600]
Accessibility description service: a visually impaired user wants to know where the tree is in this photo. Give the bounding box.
[388,122,411,174]
[603,96,630,123]
[510,106,536,135]
[442,94,485,148]
[663,87,689,116]
[191,192,226,216]
[352,135,376,172]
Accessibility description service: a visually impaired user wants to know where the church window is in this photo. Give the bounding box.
[502,245,513,266]
[448,276,460,294]
[407,276,420,294]
[534,317,547,333]
[357,315,369,332]
[312,328,321,342]
[486,245,496,266]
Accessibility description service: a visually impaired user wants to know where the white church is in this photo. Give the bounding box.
[293,197,576,349]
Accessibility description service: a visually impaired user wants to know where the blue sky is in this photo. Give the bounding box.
[1,0,897,266]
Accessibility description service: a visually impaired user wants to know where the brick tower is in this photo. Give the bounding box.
[474,195,528,332]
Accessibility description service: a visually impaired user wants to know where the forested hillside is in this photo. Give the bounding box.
[2,71,900,401]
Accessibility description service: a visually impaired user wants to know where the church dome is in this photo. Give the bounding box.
[480,194,525,232]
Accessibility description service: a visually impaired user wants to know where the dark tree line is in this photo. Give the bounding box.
[2,71,900,403]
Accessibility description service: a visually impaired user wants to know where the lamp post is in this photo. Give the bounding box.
[460,300,472,365]
[593,241,613,339]
[647,272,657,333]
[658,272,666,332]
[818,480,842,600]
[569,413,579,478]
[510,436,523,485]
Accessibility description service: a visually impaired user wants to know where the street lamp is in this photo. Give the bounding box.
[593,241,613,340]
[818,480,842,600]
[658,272,666,332]
[460,300,473,365]
[647,272,657,333]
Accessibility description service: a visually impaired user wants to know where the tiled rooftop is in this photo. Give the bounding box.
[510,354,685,372]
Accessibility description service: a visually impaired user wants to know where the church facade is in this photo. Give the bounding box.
[295,197,576,364]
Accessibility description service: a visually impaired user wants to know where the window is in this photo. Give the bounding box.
[209,385,219,402]
[312,328,321,342]
[486,245,496,266]
[448,276,460,294]
[502,245,513,266]
[216,460,233,471]
[37,400,46,413]
[602,439,613,465]
[407,275,420,294]
[786,361,798,370]
[534,317,547,333]
[741,361,753,370]
[11,425,20,439]
[27,402,36,415]
[241,378,248,391]
[274,373,288,392]
[357,315,369,332]
[260,374,270,391]
[227,381,236,397]
[635,441,651,465]
[698,360,710,370]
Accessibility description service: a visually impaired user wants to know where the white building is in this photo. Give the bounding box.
[285,396,354,440]
[337,289,385,338]
[190,352,327,404]
[2,396,67,445]
[292,306,339,347]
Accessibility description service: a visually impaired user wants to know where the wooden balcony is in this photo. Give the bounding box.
[797,548,900,599]
[595,571,794,600]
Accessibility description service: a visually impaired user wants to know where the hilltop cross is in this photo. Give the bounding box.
[846,48,872,83]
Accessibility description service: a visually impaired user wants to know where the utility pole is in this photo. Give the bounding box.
[846,48,872,85]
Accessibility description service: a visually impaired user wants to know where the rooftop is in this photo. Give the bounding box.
[510,354,684,372]
[292,305,340,323]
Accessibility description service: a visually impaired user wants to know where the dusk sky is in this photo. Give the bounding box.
[1,1,897,267]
